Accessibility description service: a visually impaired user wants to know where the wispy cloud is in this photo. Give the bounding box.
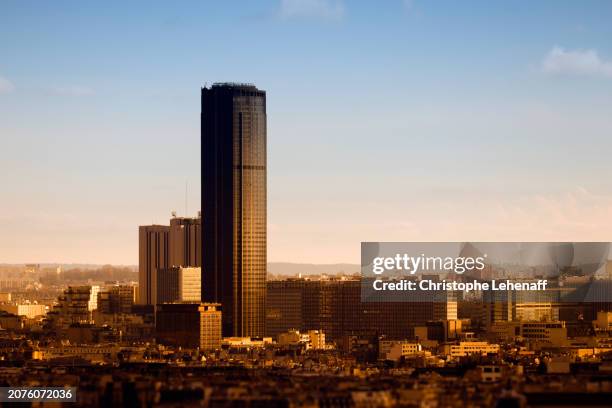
[542,46,612,78]
[0,75,15,94]
[48,85,95,96]
[278,0,344,20]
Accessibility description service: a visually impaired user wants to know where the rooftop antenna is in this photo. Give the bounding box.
[185,180,188,217]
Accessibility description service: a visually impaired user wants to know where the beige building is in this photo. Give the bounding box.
[515,302,556,322]
[221,337,273,348]
[444,342,500,358]
[88,285,100,311]
[277,329,326,350]
[200,303,222,350]
[379,340,422,361]
[594,311,612,332]
[179,267,201,302]
[0,304,47,319]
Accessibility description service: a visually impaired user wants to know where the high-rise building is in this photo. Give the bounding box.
[201,83,267,337]
[138,225,170,305]
[169,215,202,268]
[139,215,201,306]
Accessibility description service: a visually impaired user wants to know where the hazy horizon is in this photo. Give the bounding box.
[2,1,612,264]
[0,261,361,277]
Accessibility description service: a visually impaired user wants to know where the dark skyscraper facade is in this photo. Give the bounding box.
[138,225,170,305]
[169,215,202,268]
[201,83,267,337]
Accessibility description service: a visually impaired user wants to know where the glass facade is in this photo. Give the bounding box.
[202,84,267,337]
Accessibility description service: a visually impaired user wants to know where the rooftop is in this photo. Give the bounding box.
[211,82,257,89]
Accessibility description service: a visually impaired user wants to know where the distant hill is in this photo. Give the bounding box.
[267,262,360,276]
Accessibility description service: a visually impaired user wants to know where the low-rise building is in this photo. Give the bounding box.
[156,303,221,350]
[444,342,500,358]
[277,329,326,350]
[594,311,612,333]
[0,311,23,330]
[0,304,47,319]
[478,365,503,382]
[221,337,273,348]
[489,321,568,347]
[379,341,422,361]
[32,345,121,363]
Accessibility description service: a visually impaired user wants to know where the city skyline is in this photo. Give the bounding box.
[0,2,611,405]
[2,1,612,265]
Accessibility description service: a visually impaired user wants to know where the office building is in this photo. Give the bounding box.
[0,304,47,319]
[489,321,568,347]
[169,215,202,268]
[414,320,463,344]
[46,286,96,329]
[444,342,500,358]
[138,225,170,305]
[97,285,136,314]
[266,278,446,341]
[139,214,201,306]
[379,341,422,361]
[155,303,221,350]
[157,267,201,304]
[266,280,304,339]
[178,267,201,301]
[157,267,179,304]
[202,83,267,337]
[200,303,222,350]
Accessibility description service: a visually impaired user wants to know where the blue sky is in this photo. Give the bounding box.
[1,0,612,264]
